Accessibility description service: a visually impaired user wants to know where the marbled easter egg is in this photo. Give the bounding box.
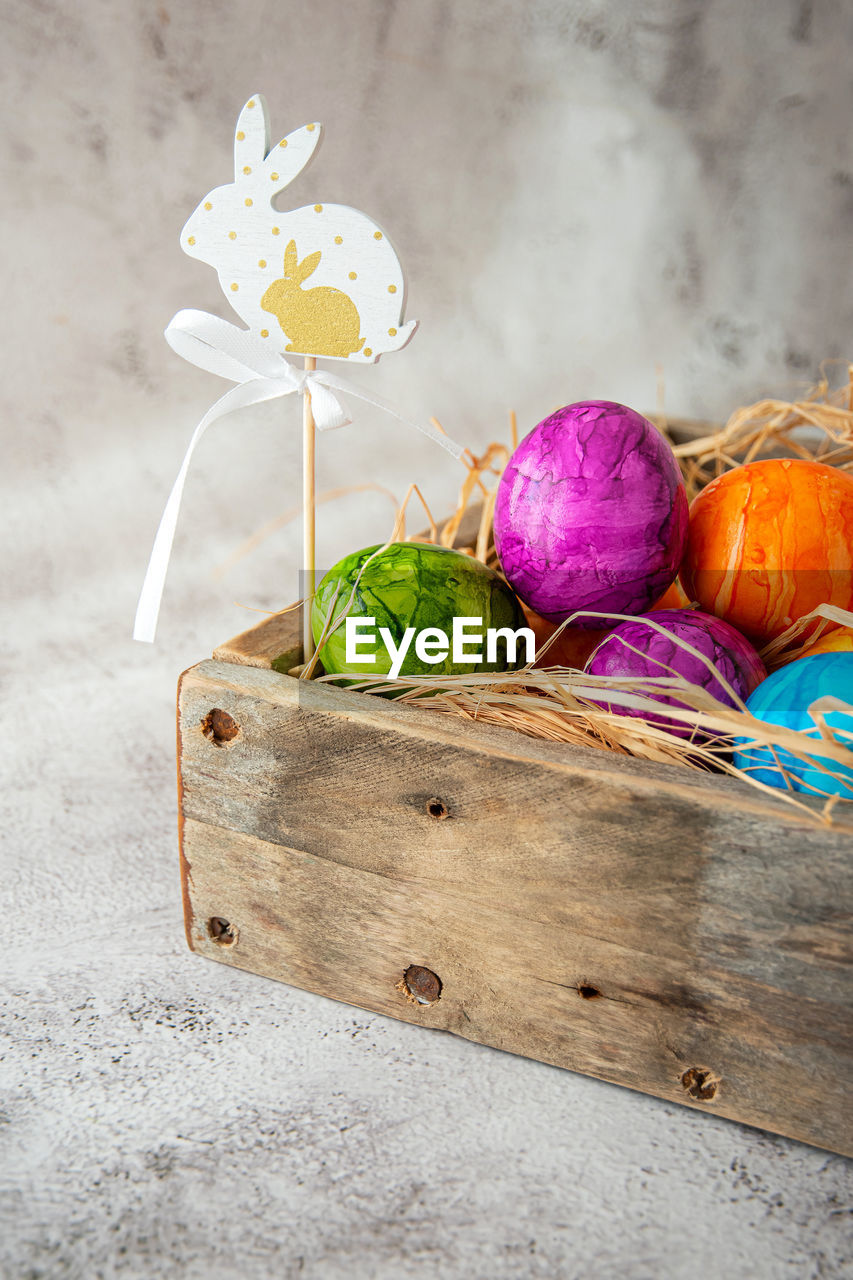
[681,459,853,644]
[311,541,525,680]
[584,608,766,737]
[493,401,688,626]
[733,653,853,797]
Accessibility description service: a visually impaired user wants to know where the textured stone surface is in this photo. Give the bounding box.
[494,402,688,622]
[4,1,853,1275]
[4,643,853,1280]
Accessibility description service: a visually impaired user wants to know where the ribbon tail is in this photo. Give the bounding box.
[133,377,296,643]
[318,372,466,459]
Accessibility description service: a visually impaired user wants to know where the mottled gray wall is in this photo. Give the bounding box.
[6,0,853,415]
[4,0,853,639]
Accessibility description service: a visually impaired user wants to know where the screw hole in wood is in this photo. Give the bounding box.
[201,708,240,746]
[681,1066,719,1101]
[426,798,448,820]
[402,964,442,1004]
[207,917,237,946]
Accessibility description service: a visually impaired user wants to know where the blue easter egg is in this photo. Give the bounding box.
[733,653,853,797]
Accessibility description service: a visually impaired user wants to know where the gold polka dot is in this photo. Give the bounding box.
[314,204,323,212]
[348,271,357,280]
[334,235,343,245]
[279,138,288,148]
[270,172,279,181]
[236,130,245,141]
[388,327,397,336]
[364,347,372,357]
[228,230,237,240]
[230,282,239,291]
[247,99,256,108]
[245,197,253,207]
[243,165,252,175]
[387,284,397,293]
[258,258,267,268]
[272,226,280,235]
[187,236,196,246]
[203,201,212,211]
[374,231,382,240]
[260,329,269,338]
[307,123,316,132]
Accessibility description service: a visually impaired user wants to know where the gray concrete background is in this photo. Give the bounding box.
[2,1,852,1276]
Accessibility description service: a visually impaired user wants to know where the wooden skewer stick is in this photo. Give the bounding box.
[302,355,317,660]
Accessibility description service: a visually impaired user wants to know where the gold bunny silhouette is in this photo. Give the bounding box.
[261,240,365,357]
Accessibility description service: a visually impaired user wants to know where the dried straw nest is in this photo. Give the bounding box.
[311,366,853,823]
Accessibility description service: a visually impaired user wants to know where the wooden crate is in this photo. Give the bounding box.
[177,512,853,1158]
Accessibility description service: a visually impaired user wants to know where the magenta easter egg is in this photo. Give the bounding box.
[493,401,688,624]
[584,608,766,736]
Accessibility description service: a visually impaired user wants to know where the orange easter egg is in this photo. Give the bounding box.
[800,626,853,658]
[681,459,853,644]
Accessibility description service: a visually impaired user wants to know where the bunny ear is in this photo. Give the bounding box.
[283,240,299,277]
[234,94,270,179]
[297,250,322,283]
[261,122,324,196]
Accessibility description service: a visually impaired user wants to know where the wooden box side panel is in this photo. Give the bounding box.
[179,663,853,983]
[178,661,853,1155]
[182,816,851,1155]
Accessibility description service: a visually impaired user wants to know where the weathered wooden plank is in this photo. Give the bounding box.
[212,605,303,671]
[178,659,853,1154]
[181,814,851,1154]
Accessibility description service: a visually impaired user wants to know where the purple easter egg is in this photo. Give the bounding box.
[584,608,767,736]
[493,401,688,625]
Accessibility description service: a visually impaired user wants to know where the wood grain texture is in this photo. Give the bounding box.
[178,658,853,1154]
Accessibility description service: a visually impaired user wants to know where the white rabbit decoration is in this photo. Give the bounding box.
[181,94,417,363]
[134,90,464,647]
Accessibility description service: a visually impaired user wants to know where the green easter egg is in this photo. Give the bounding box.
[311,542,526,682]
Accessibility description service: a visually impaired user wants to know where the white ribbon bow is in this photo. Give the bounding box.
[133,309,465,643]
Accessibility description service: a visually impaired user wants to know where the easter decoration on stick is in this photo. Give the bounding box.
[134,94,463,651]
